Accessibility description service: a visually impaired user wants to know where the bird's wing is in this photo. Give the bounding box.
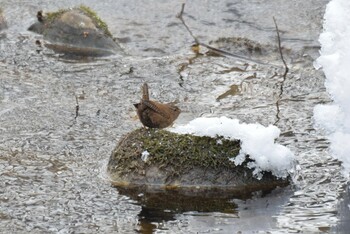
[143,100,170,119]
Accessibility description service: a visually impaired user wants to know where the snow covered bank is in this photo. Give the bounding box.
[314,0,350,175]
[170,117,294,179]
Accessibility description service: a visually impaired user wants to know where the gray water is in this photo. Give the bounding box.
[1,0,348,233]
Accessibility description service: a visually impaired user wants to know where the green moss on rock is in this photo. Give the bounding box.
[78,5,112,37]
[45,5,112,37]
[108,128,289,193]
[46,9,67,23]
[140,129,240,171]
[108,128,240,177]
[28,5,121,56]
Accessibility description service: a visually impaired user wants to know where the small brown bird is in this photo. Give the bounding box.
[134,83,181,128]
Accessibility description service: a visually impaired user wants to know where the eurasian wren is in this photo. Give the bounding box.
[134,83,181,128]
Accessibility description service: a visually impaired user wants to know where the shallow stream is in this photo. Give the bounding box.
[1,0,348,233]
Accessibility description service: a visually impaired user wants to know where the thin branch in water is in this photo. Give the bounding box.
[176,3,199,44]
[273,17,289,77]
[275,97,281,125]
[273,17,289,125]
[74,95,79,120]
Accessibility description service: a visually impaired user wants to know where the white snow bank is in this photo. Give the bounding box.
[170,117,294,179]
[314,0,350,175]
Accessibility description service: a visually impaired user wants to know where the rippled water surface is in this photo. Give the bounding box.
[1,0,348,233]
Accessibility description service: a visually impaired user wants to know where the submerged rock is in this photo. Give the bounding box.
[28,5,122,56]
[208,37,292,62]
[0,8,7,31]
[108,128,289,197]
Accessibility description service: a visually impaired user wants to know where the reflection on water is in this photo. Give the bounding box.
[1,0,347,233]
[332,184,350,233]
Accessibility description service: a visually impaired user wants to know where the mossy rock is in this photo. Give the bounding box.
[0,8,7,31]
[108,128,289,197]
[28,5,122,56]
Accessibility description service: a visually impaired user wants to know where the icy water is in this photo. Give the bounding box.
[1,0,348,233]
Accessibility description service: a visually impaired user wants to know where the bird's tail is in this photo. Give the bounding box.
[142,82,149,100]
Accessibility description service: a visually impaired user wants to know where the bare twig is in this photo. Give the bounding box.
[74,95,79,120]
[176,3,199,44]
[273,17,289,77]
[273,17,289,125]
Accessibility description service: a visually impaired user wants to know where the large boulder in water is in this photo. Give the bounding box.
[107,128,289,197]
[28,5,122,56]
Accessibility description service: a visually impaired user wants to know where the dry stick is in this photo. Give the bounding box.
[177,3,199,44]
[176,3,271,66]
[273,17,289,77]
[273,17,289,125]
[74,95,80,120]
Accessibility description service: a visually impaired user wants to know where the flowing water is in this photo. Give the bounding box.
[1,0,348,233]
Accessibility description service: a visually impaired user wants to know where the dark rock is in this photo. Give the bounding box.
[28,6,123,56]
[108,128,289,197]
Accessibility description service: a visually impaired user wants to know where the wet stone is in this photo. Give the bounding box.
[108,128,289,197]
[28,6,122,56]
[209,37,293,62]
